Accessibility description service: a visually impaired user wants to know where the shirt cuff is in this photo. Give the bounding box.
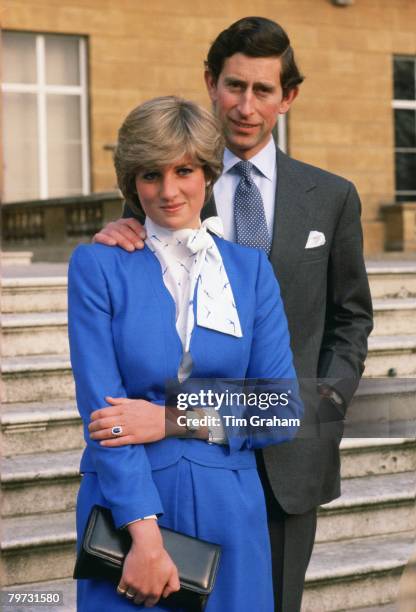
[123,515,158,528]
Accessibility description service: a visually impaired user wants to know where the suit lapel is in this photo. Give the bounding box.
[270,150,317,292]
[203,150,317,295]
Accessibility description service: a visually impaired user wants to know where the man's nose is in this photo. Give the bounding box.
[237,90,255,117]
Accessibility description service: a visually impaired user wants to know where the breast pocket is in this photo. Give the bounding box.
[300,244,328,263]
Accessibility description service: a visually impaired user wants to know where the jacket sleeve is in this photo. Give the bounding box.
[318,181,373,406]
[223,250,303,452]
[68,245,163,528]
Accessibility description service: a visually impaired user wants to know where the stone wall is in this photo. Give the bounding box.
[2,0,416,254]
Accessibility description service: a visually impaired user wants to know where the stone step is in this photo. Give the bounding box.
[303,531,415,611]
[1,276,67,314]
[340,438,416,479]
[346,378,416,437]
[1,354,75,403]
[1,312,69,357]
[1,450,81,517]
[5,514,411,607]
[1,261,414,314]
[373,297,416,335]
[4,309,413,362]
[3,441,413,544]
[1,511,76,586]
[366,335,416,377]
[1,400,83,456]
[2,578,76,612]
[2,251,33,266]
[316,471,416,543]
[0,568,401,612]
[2,393,415,466]
[350,605,397,612]
[367,261,416,299]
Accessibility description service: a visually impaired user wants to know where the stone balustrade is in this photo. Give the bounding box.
[2,192,123,262]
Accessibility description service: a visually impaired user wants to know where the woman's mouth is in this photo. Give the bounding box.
[162,203,184,213]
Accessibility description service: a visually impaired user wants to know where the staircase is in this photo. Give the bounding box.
[1,261,415,612]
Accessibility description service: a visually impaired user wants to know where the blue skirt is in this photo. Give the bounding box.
[76,458,274,611]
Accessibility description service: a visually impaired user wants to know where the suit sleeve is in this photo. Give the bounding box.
[223,251,303,452]
[68,245,163,528]
[318,181,373,406]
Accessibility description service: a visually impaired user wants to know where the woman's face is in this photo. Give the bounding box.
[135,155,206,230]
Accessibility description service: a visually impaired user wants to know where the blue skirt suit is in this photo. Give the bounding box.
[68,237,301,612]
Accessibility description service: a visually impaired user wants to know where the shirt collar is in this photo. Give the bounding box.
[222,137,276,181]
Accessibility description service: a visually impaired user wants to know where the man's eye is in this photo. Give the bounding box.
[256,87,272,96]
[228,82,243,90]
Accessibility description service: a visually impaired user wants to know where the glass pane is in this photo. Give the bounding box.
[396,193,416,202]
[394,110,416,148]
[2,92,39,201]
[395,152,416,191]
[47,94,83,197]
[394,58,416,100]
[2,31,37,84]
[45,35,80,86]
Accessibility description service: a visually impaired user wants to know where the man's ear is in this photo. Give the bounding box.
[279,87,299,114]
[204,70,218,103]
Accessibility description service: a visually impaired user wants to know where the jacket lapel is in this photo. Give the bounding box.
[203,150,317,295]
[270,150,317,292]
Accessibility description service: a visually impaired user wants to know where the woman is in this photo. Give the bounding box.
[68,96,302,611]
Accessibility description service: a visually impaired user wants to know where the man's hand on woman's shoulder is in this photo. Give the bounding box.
[93,218,146,251]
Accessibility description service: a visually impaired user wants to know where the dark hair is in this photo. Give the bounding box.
[205,16,304,97]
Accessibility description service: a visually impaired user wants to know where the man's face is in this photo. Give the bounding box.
[205,53,297,160]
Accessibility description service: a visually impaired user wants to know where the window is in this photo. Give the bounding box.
[393,56,416,202]
[1,32,90,202]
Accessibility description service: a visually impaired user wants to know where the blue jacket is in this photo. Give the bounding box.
[68,238,301,528]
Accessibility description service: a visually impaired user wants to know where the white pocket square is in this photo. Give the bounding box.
[305,231,326,249]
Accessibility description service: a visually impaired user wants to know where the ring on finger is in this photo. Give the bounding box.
[111,425,123,436]
[116,585,127,595]
[125,589,136,600]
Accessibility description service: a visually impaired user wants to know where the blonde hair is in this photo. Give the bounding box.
[114,96,224,216]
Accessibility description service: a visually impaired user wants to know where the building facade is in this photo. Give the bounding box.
[2,0,416,254]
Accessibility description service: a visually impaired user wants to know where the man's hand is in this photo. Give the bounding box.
[89,397,165,446]
[118,520,180,607]
[93,218,146,252]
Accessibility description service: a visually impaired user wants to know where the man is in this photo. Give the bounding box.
[94,16,373,611]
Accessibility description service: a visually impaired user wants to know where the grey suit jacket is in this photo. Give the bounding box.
[123,149,373,513]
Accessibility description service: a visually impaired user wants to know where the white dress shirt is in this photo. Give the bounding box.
[213,136,277,241]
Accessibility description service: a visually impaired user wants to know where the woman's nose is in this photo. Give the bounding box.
[160,175,179,200]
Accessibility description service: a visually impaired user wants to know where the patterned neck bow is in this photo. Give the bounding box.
[145,216,243,380]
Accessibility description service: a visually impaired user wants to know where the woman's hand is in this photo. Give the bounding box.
[89,397,165,446]
[118,519,180,607]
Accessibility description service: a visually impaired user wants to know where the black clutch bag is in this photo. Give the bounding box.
[74,505,221,611]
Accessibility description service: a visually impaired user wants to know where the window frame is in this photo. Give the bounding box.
[392,55,416,202]
[2,31,90,201]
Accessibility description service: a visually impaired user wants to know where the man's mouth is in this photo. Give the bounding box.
[229,118,260,130]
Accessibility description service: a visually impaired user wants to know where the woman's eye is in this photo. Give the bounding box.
[177,166,193,176]
[141,171,159,181]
